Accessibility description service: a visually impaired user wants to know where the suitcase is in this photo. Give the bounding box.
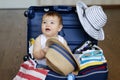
[24,6,108,80]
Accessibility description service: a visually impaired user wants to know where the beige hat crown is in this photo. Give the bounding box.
[45,38,80,75]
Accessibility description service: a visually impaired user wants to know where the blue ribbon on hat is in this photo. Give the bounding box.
[49,44,77,70]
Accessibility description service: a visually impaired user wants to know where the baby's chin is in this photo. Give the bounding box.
[44,34,53,38]
[44,34,57,38]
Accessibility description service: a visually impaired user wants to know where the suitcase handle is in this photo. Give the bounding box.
[24,9,35,19]
[53,6,72,12]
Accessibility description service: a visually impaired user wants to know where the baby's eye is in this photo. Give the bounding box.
[42,21,46,24]
[50,22,54,24]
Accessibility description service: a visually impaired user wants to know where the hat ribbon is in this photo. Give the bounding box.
[84,13,100,31]
[49,44,77,69]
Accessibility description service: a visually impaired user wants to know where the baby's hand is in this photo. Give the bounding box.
[43,47,49,53]
[39,46,48,59]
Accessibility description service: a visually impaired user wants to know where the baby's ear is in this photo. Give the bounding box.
[58,25,63,32]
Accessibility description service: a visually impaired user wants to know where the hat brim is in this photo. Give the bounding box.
[46,38,80,75]
[76,2,104,40]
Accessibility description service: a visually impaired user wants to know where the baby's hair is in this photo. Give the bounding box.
[42,11,62,25]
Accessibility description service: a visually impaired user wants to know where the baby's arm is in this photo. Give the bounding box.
[33,36,46,60]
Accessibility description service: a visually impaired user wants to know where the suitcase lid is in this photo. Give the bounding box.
[24,6,97,52]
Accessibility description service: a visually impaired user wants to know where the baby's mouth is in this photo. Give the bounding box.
[45,28,51,32]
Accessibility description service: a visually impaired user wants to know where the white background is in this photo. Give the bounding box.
[0,0,38,8]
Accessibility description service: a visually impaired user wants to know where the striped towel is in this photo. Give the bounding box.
[13,59,48,80]
[80,50,107,70]
[74,49,107,70]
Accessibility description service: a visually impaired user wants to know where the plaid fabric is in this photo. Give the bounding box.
[13,59,48,80]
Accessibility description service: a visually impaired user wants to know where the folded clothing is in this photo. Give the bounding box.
[79,63,107,75]
[74,49,107,70]
[13,59,48,80]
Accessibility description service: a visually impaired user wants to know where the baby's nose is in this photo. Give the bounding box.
[46,23,50,27]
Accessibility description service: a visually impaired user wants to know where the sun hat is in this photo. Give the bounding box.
[76,1,107,40]
[45,38,80,76]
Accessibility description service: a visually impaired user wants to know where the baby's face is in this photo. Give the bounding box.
[41,16,62,38]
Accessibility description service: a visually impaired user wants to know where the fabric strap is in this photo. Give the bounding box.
[50,44,77,69]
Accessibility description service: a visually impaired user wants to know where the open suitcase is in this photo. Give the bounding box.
[24,6,108,80]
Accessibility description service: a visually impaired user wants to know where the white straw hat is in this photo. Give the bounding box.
[76,1,107,40]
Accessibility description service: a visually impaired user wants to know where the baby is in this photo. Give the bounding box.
[33,11,70,67]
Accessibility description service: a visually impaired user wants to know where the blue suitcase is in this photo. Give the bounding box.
[24,6,108,80]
